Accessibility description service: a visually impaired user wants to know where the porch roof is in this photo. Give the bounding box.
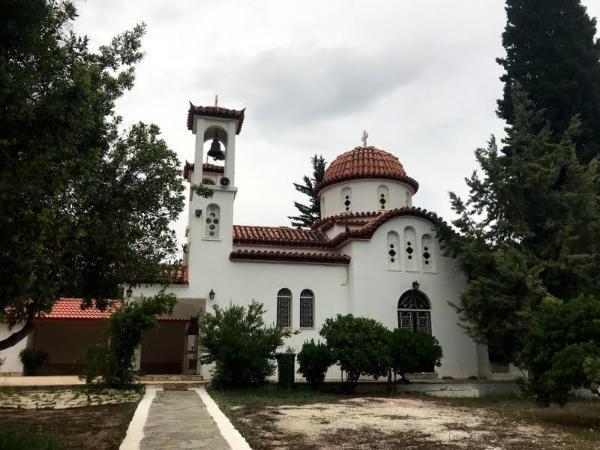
[37,298,191,321]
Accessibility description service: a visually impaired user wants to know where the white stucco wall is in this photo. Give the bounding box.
[346,216,481,378]
[319,179,414,218]
[0,323,27,374]
[134,213,484,380]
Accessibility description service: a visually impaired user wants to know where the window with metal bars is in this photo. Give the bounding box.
[299,289,314,328]
[397,289,431,335]
[276,288,292,327]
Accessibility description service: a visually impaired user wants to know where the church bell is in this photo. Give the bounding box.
[207,139,225,161]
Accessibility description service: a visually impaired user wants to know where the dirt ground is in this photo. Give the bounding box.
[0,387,141,449]
[213,389,600,449]
[0,402,138,449]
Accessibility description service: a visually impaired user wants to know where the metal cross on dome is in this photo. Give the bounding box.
[361,130,368,147]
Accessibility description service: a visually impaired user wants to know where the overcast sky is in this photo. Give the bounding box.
[74,0,600,246]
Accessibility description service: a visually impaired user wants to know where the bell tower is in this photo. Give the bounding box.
[184,101,245,290]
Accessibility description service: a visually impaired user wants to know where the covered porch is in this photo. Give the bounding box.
[30,298,205,376]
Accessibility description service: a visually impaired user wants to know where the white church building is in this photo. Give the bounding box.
[1,103,498,380]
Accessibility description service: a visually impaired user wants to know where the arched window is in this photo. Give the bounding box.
[397,288,431,335]
[299,289,314,328]
[277,288,292,327]
[341,187,352,212]
[205,204,220,238]
[387,231,400,270]
[377,185,389,210]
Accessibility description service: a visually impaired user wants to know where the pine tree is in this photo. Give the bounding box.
[440,88,600,362]
[497,0,600,163]
[289,155,326,228]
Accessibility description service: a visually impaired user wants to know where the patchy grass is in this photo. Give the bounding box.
[210,385,600,449]
[0,402,138,450]
[432,394,600,444]
[0,386,142,449]
[0,428,65,450]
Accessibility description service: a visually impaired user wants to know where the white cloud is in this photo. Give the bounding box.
[72,0,600,245]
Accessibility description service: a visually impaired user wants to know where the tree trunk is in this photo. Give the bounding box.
[0,317,35,351]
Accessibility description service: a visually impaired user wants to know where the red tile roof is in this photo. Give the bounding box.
[38,298,121,320]
[326,207,447,248]
[311,211,380,231]
[230,249,351,265]
[233,225,329,247]
[315,146,419,194]
[187,103,245,134]
[37,298,190,321]
[183,162,225,181]
[230,208,445,255]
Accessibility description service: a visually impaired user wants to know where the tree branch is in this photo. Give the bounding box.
[0,316,35,351]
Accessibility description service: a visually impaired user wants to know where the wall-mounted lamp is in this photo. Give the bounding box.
[209,289,216,300]
[412,280,420,291]
[195,209,202,218]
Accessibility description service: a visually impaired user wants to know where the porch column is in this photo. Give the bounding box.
[133,345,142,371]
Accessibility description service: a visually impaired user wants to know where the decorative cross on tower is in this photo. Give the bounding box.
[361,130,368,147]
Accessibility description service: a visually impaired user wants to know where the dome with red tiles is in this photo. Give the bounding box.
[315,146,419,194]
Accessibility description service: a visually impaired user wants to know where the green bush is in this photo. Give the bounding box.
[80,290,176,387]
[297,340,335,387]
[320,314,391,384]
[519,296,600,405]
[200,302,292,388]
[389,329,443,382]
[19,348,48,375]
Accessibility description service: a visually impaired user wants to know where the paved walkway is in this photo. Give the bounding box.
[121,387,250,450]
[140,390,230,450]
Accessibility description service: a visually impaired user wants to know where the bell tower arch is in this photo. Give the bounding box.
[184,102,245,292]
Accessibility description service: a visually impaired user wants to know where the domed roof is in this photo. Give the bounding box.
[315,146,419,194]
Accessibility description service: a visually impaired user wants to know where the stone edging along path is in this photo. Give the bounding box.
[120,386,251,450]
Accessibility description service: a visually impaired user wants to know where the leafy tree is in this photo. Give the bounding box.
[439,88,600,363]
[497,0,600,163]
[289,154,326,228]
[320,314,391,384]
[297,339,335,387]
[389,329,442,383]
[80,290,176,387]
[0,0,185,350]
[199,302,292,387]
[519,296,600,405]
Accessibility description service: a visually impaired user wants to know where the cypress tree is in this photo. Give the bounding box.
[497,0,600,163]
[440,88,600,362]
[289,154,326,228]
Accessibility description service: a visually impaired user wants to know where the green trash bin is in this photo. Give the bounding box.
[276,352,296,388]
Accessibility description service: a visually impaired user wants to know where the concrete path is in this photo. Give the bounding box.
[121,387,251,450]
[140,390,230,449]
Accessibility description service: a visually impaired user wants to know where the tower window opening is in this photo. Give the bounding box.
[205,204,220,238]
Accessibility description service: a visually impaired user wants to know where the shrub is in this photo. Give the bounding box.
[200,302,292,388]
[80,290,176,387]
[519,296,600,405]
[320,314,391,384]
[297,340,335,387]
[389,329,443,382]
[19,348,48,375]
